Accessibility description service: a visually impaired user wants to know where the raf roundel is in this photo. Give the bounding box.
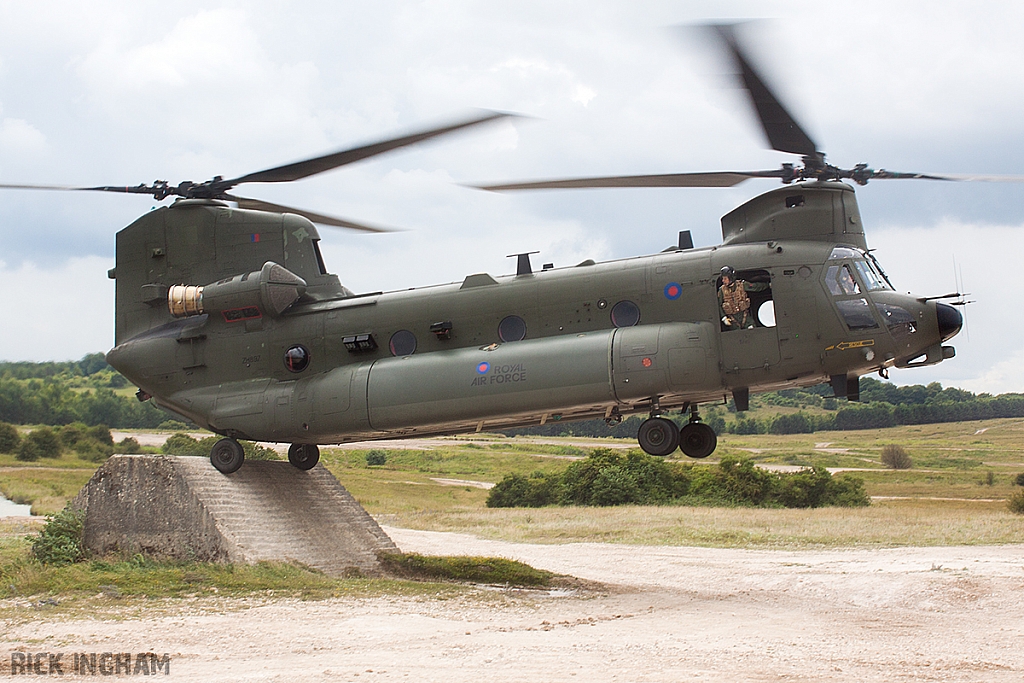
[476,362,490,375]
[664,282,682,300]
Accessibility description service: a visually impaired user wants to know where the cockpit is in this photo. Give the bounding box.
[823,246,906,333]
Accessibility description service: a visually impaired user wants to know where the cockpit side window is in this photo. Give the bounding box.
[835,298,879,330]
[854,260,890,291]
[826,265,860,296]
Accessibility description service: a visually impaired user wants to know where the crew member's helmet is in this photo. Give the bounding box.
[721,266,736,281]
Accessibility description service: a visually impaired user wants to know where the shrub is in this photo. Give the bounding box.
[32,505,85,566]
[880,444,912,470]
[15,438,40,461]
[488,453,869,509]
[0,422,20,453]
[16,427,62,461]
[1016,473,1024,487]
[116,437,143,454]
[162,432,207,456]
[1008,490,1024,515]
[366,449,388,467]
[771,413,813,435]
[242,441,279,460]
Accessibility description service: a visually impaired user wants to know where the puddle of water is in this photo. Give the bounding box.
[0,494,32,517]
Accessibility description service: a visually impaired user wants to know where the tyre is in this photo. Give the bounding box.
[210,438,245,473]
[288,443,320,470]
[637,417,680,457]
[679,422,717,459]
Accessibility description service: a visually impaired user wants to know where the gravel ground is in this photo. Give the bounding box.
[3,527,1024,681]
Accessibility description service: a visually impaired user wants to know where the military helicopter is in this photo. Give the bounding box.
[0,25,988,474]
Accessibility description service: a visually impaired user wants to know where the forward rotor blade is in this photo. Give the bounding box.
[475,170,784,191]
[710,24,819,157]
[0,182,156,193]
[879,172,1024,182]
[228,196,394,232]
[227,111,514,187]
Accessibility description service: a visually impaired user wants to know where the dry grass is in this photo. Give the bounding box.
[385,498,1024,549]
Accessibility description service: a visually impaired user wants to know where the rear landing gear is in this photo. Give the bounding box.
[679,404,716,459]
[288,443,320,470]
[210,438,245,474]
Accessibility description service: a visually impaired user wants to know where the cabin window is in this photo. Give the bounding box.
[498,315,527,342]
[284,345,311,372]
[610,300,641,328]
[389,330,417,356]
[716,269,773,331]
[835,298,879,330]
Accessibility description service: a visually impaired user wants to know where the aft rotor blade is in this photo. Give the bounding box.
[227,111,515,187]
[475,170,785,191]
[229,196,394,232]
[711,24,819,157]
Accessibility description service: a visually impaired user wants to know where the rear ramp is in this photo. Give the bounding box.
[75,455,396,576]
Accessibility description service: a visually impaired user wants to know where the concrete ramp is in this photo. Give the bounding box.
[75,455,397,576]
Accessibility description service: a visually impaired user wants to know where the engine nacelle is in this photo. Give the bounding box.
[168,261,306,320]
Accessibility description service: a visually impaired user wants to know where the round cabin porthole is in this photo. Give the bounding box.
[498,315,527,342]
[389,330,417,356]
[284,345,310,373]
[610,300,641,328]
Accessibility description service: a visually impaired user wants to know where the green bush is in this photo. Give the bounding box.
[1008,490,1024,515]
[366,449,388,467]
[1016,473,1024,487]
[770,413,813,435]
[242,441,279,460]
[162,432,214,456]
[116,437,143,454]
[28,427,62,458]
[15,438,40,461]
[32,505,85,566]
[0,421,21,453]
[486,452,870,509]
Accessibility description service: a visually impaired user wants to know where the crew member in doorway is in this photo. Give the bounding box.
[718,266,769,331]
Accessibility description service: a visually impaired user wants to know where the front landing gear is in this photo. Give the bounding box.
[637,417,680,456]
[210,438,245,474]
[288,443,320,470]
[679,404,716,459]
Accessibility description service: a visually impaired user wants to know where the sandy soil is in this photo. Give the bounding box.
[3,527,1024,682]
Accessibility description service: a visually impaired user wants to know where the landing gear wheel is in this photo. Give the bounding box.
[637,417,680,457]
[679,423,717,459]
[210,438,245,473]
[288,443,320,470]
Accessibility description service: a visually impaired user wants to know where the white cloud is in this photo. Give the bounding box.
[0,117,46,153]
[0,257,114,362]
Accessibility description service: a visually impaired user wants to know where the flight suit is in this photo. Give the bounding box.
[718,280,769,331]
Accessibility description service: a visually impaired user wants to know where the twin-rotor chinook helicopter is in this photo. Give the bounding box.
[3,25,987,474]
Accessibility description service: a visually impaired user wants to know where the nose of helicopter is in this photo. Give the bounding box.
[936,302,963,341]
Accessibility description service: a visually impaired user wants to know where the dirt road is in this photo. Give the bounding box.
[4,528,1024,681]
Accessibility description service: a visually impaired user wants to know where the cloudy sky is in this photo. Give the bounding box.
[2,1,1024,393]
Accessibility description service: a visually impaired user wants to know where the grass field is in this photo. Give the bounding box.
[3,418,1024,547]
